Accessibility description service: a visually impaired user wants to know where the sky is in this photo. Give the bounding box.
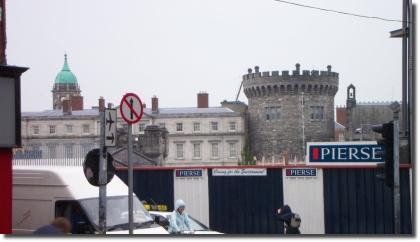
[6,0,404,111]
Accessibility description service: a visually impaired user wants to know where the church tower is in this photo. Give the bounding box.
[51,54,83,110]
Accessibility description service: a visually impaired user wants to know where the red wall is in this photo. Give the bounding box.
[0,149,12,234]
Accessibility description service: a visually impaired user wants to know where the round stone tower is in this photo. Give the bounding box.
[243,63,339,161]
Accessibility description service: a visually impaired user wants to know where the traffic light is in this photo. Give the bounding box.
[372,121,394,187]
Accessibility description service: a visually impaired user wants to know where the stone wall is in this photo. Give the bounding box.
[244,64,338,161]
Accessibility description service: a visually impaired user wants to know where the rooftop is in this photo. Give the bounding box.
[22,109,99,118]
[145,107,234,114]
[21,106,239,119]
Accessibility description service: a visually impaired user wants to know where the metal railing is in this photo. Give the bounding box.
[12,143,98,167]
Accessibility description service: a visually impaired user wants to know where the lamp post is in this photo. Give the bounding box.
[272,129,276,164]
[301,92,305,160]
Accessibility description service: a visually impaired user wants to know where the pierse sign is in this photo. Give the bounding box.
[306,141,384,166]
[175,169,203,178]
[285,168,317,177]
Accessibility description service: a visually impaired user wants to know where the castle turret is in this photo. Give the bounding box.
[243,64,339,161]
[51,54,82,110]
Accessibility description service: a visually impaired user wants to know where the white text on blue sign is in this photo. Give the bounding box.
[308,144,384,163]
[286,168,317,177]
[175,169,203,178]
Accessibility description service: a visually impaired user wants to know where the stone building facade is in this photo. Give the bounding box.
[17,55,245,167]
[243,64,339,161]
[116,93,245,166]
[16,54,99,163]
[18,109,100,161]
[336,84,402,141]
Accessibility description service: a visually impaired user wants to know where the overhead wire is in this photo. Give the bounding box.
[273,0,409,23]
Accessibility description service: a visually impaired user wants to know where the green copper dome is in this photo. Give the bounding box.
[54,54,78,84]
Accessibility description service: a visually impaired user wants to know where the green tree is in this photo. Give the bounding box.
[241,134,252,165]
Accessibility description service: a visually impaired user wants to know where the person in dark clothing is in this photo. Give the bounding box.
[276,205,301,234]
[33,217,71,235]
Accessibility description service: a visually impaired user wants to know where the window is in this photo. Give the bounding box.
[310,106,324,120]
[229,143,237,158]
[211,143,219,158]
[66,124,73,134]
[176,144,184,159]
[210,122,218,131]
[83,124,90,134]
[65,144,74,158]
[193,143,201,159]
[229,122,236,131]
[158,123,165,128]
[176,123,183,132]
[265,106,281,121]
[193,122,200,132]
[55,201,93,234]
[32,125,39,135]
[47,144,57,159]
[139,123,146,132]
[49,125,56,134]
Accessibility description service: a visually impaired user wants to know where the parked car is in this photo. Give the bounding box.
[147,210,222,234]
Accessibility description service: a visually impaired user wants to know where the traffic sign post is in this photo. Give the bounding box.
[120,93,143,235]
[98,110,107,234]
[105,109,117,147]
[120,93,144,124]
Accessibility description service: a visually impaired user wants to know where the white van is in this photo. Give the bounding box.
[12,166,168,234]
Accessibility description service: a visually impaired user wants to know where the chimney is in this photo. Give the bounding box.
[197,92,209,108]
[71,95,84,111]
[62,98,72,115]
[98,96,105,112]
[254,66,260,73]
[107,103,113,109]
[327,65,332,72]
[152,95,159,113]
[295,63,301,72]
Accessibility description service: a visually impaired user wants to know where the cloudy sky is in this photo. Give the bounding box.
[7,0,403,111]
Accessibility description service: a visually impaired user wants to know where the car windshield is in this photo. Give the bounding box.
[188,216,209,231]
[79,196,153,230]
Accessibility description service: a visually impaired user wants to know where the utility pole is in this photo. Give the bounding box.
[301,92,305,158]
[401,0,408,136]
[391,102,400,234]
[390,0,414,166]
[407,0,414,166]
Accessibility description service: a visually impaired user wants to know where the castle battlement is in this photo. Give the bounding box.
[243,64,339,97]
[243,64,339,81]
